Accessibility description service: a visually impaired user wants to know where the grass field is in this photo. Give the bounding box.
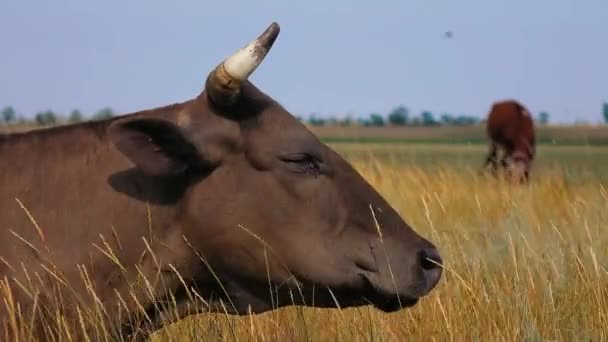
[148,142,608,341]
[3,125,608,340]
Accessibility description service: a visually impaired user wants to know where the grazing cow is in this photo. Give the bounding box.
[0,23,443,340]
[483,99,536,182]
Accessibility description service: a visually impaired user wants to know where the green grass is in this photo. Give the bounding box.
[311,124,608,146]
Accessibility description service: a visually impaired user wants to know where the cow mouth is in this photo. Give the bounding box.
[358,274,419,312]
[207,275,420,315]
[202,267,422,315]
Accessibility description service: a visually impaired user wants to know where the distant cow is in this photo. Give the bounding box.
[0,23,442,340]
[483,100,536,182]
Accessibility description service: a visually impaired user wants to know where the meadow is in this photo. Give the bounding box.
[3,124,608,341]
[149,140,608,341]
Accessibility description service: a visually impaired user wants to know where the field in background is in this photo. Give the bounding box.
[310,124,608,146]
[334,143,608,184]
[3,124,608,340]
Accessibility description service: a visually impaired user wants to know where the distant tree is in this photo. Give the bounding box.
[357,117,371,127]
[421,110,438,126]
[603,102,608,124]
[93,107,114,121]
[387,106,408,126]
[69,109,84,123]
[452,115,479,126]
[35,110,58,126]
[369,113,385,127]
[538,111,550,125]
[440,113,454,125]
[1,106,16,124]
[453,116,466,126]
[326,115,338,126]
[339,115,353,127]
[308,114,326,126]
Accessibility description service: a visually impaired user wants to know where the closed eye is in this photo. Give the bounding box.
[279,153,322,177]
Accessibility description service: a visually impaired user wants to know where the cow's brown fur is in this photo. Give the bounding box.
[483,99,536,182]
[0,24,442,340]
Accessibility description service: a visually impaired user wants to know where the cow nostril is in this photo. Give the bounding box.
[419,248,442,270]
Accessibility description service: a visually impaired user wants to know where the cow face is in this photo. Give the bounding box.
[504,150,531,182]
[108,22,442,314]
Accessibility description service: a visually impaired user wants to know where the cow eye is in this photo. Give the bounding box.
[279,153,322,177]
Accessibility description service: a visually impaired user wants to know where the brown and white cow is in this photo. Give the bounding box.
[0,23,442,340]
[483,99,536,182]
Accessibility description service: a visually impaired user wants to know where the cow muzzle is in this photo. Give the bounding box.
[359,243,443,312]
[505,157,530,182]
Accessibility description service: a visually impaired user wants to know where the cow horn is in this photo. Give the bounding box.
[205,22,280,107]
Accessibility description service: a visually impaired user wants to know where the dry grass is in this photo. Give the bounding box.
[154,160,607,341]
[2,145,608,341]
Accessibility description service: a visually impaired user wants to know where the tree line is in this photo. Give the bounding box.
[3,103,593,128]
[300,105,552,127]
[0,106,115,126]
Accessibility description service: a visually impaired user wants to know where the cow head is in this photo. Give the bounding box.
[108,22,442,314]
[504,150,532,183]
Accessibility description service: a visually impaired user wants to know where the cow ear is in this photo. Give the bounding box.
[108,117,202,176]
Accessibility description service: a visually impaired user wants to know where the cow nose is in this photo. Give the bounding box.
[420,248,442,270]
[419,247,443,289]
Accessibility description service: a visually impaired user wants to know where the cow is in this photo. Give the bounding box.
[0,22,443,341]
[483,99,536,183]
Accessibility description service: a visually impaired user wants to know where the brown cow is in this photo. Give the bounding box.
[483,99,536,182]
[0,23,442,340]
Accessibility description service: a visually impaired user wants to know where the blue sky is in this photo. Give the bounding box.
[1,1,606,124]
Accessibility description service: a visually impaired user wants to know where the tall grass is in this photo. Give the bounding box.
[3,151,607,341]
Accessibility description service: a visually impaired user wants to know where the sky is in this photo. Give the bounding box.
[0,1,606,124]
